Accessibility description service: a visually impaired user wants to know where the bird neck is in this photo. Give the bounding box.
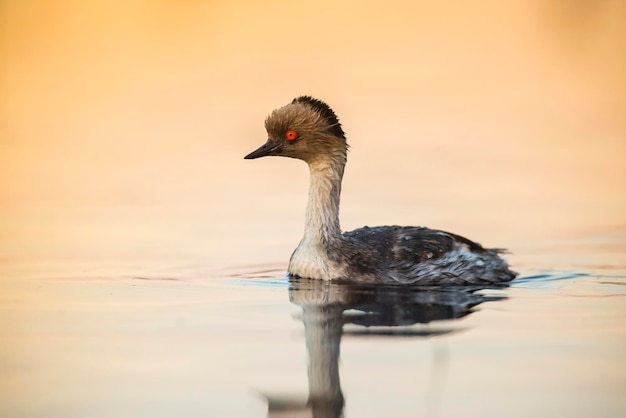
[303,154,345,245]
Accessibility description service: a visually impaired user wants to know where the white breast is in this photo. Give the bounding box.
[288,238,338,280]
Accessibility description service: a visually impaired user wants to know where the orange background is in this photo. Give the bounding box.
[1,0,624,269]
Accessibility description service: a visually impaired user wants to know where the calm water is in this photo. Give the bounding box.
[1,226,625,418]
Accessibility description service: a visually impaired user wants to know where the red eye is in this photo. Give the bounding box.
[285,130,298,141]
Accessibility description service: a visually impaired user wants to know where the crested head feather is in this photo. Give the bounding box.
[292,96,346,139]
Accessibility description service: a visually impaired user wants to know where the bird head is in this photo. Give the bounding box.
[244,96,347,164]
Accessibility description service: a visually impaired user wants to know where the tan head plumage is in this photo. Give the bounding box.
[245,96,347,163]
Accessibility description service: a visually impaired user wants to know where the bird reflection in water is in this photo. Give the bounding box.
[263,278,508,418]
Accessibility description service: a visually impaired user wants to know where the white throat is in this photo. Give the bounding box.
[289,156,346,279]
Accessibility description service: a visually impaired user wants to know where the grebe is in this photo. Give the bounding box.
[244,96,516,285]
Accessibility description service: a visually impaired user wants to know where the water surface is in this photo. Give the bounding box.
[2,240,625,417]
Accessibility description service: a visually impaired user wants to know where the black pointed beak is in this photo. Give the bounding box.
[244,140,283,159]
